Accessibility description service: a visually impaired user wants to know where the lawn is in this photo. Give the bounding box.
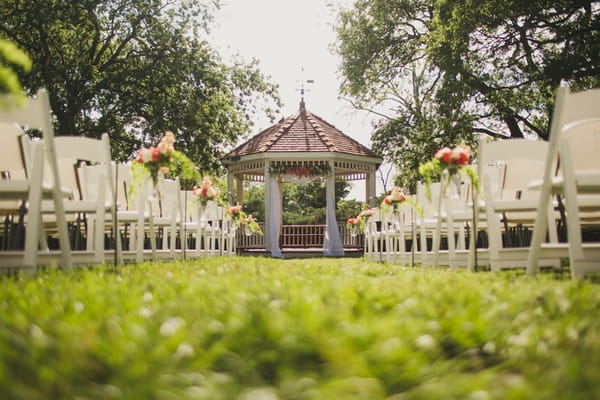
[1,257,599,399]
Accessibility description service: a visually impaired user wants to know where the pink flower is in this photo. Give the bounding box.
[151,147,160,163]
[389,187,406,202]
[227,205,242,215]
[451,144,471,165]
[136,147,153,163]
[359,208,376,218]
[157,131,175,154]
[435,147,453,163]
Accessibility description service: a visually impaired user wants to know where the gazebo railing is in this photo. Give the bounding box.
[236,223,364,250]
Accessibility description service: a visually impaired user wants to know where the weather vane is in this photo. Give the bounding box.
[296,67,314,102]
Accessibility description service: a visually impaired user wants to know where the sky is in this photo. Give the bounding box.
[209,0,384,200]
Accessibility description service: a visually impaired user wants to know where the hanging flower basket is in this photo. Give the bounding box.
[269,163,331,183]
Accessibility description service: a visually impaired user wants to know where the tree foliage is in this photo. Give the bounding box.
[0,38,31,108]
[334,0,600,190]
[0,0,281,174]
[242,181,352,224]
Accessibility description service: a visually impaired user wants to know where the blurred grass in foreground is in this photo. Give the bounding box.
[0,257,599,399]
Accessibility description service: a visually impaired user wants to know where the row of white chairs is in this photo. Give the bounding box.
[0,89,237,271]
[365,85,600,279]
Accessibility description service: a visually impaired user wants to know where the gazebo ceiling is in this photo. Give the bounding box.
[223,100,381,161]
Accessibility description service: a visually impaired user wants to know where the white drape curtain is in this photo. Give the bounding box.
[268,176,282,257]
[323,171,344,256]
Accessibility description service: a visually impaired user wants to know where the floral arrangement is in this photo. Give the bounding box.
[269,162,331,178]
[240,214,263,235]
[346,216,365,232]
[129,131,198,199]
[225,204,263,235]
[192,176,219,208]
[134,131,176,185]
[380,187,422,215]
[418,144,479,199]
[346,205,377,233]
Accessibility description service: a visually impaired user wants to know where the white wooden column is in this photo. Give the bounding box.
[236,176,244,205]
[227,171,234,205]
[366,166,377,207]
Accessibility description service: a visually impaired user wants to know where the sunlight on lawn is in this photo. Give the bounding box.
[0,257,598,399]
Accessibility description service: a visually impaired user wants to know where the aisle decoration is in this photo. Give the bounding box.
[418,144,479,199]
[380,187,421,215]
[240,214,263,236]
[346,206,377,237]
[418,144,480,269]
[225,204,263,236]
[130,131,198,199]
[192,176,219,209]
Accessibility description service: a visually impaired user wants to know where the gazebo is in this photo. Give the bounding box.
[222,99,382,257]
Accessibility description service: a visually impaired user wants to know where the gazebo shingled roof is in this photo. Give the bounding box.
[224,100,380,160]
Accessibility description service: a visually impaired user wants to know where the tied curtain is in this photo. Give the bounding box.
[323,171,344,256]
[267,176,282,257]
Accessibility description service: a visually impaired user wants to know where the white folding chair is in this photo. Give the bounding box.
[415,181,443,266]
[37,134,117,265]
[430,175,473,270]
[152,177,184,260]
[114,162,157,263]
[0,89,73,270]
[527,86,600,278]
[477,138,561,271]
[363,209,382,261]
[380,200,417,265]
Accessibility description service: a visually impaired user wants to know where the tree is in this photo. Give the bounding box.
[334,0,476,192]
[333,0,600,190]
[0,0,281,175]
[429,0,600,140]
[282,181,351,224]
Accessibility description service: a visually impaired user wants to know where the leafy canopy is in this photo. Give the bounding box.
[333,0,600,190]
[0,0,281,176]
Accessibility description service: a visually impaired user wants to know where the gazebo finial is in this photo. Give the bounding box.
[297,67,313,115]
[300,95,306,114]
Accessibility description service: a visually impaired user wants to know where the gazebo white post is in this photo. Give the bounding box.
[323,160,345,256]
[235,176,244,205]
[264,160,271,252]
[366,166,377,207]
[227,171,235,204]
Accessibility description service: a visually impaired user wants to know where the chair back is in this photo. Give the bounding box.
[478,138,550,201]
[0,89,73,268]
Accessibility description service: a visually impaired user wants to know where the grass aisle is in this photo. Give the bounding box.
[0,257,599,399]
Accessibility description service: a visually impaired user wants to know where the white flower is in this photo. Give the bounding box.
[482,342,496,354]
[74,301,85,313]
[451,146,463,161]
[141,148,153,163]
[139,306,152,318]
[143,291,153,302]
[176,342,195,358]
[160,317,185,336]
[416,334,436,350]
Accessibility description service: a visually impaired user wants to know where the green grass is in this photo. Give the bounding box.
[1,257,599,399]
